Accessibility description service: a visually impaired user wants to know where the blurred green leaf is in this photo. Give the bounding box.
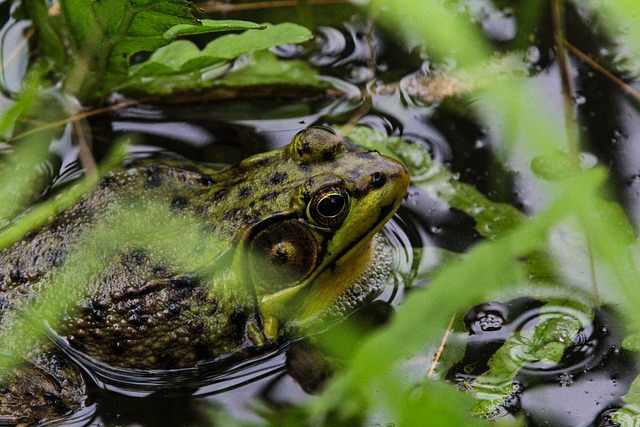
[371,0,491,66]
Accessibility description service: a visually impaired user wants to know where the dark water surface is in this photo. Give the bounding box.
[2,1,639,426]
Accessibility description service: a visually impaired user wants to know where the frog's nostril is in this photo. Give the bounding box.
[370,171,387,188]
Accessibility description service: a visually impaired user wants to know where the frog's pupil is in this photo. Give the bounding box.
[318,194,344,217]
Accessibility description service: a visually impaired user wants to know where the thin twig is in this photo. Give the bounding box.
[1,29,32,73]
[74,118,99,184]
[551,0,578,155]
[565,41,640,103]
[3,99,140,144]
[427,312,456,379]
[341,93,372,135]
[197,0,351,13]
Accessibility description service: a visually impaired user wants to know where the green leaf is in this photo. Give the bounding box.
[203,23,313,59]
[59,0,99,47]
[371,0,491,67]
[92,0,127,37]
[22,0,66,67]
[123,23,317,94]
[163,19,264,39]
[125,0,196,37]
[130,40,224,76]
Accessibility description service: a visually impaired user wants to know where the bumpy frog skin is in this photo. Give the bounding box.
[0,127,409,425]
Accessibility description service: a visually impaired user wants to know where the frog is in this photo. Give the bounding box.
[0,126,410,425]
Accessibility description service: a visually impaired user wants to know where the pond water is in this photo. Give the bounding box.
[1,1,639,426]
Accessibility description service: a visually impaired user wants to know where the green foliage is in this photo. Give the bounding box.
[125,23,319,94]
[21,0,317,103]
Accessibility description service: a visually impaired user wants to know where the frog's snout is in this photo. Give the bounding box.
[373,155,410,205]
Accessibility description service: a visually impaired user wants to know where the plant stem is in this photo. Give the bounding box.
[551,0,578,155]
[22,0,66,69]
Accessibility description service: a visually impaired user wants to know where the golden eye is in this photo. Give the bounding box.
[308,187,350,227]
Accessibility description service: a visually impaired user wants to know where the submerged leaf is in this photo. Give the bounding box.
[468,304,590,418]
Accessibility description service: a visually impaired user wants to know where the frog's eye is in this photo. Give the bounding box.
[307,186,350,227]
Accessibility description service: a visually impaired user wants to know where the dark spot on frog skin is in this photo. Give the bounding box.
[146,167,162,188]
[188,319,204,332]
[169,274,197,287]
[165,303,181,317]
[213,189,227,201]
[127,314,144,326]
[89,308,105,322]
[171,197,187,211]
[238,186,252,199]
[99,175,115,189]
[223,208,243,222]
[200,175,214,186]
[355,151,375,159]
[9,268,26,283]
[24,230,37,240]
[370,171,387,188]
[323,151,336,161]
[79,304,106,323]
[153,266,168,276]
[49,250,66,267]
[261,191,278,201]
[296,142,312,157]
[298,163,311,172]
[121,249,146,266]
[267,172,287,186]
[254,158,272,167]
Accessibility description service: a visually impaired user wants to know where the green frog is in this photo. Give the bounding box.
[0,127,409,425]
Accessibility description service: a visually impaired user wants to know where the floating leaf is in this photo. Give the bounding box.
[163,19,264,39]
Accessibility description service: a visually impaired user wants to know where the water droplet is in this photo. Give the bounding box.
[479,313,504,331]
[559,373,574,387]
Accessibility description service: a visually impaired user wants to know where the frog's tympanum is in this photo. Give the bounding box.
[0,127,409,425]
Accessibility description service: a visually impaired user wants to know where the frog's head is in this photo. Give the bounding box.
[234,127,409,329]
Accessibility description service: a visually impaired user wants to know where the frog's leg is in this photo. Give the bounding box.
[0,348,87,426]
